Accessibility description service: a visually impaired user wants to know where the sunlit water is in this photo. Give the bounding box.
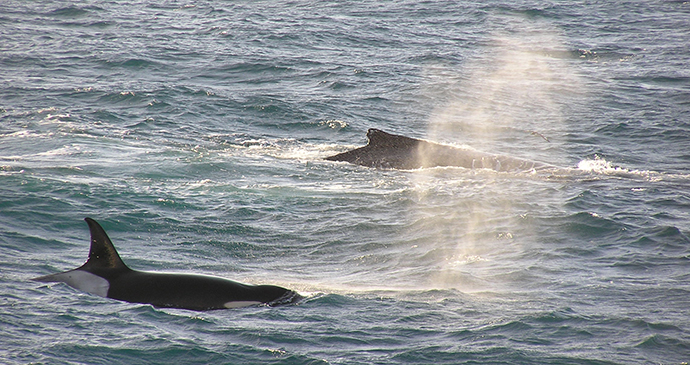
[2,1,689,364]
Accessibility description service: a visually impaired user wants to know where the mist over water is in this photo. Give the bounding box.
[2,1,690,364]
[426,17,578,148]
[415,16,581,294]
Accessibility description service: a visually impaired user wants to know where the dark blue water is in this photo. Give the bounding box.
[2,1,689,364]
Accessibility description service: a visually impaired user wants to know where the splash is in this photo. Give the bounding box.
[577,155,619,173]
[319,119,348,129]
[577,156,662,181]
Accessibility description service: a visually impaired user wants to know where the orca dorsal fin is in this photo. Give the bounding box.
[83,218,128,271]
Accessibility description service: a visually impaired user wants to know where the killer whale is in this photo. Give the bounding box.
[326,128,556,172]
[32,218,301,311]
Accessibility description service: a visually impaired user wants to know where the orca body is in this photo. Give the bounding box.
[32,218,301,311]
[326,128,555,172]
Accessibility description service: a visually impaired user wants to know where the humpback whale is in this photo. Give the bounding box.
[325,128,555,172]
[32,218,301,311]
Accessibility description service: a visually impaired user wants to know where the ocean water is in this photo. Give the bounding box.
[1,0,689,363]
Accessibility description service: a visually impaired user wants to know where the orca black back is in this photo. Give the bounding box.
[33,218,301,310]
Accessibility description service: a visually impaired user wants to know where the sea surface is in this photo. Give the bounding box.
[2,1,689,364]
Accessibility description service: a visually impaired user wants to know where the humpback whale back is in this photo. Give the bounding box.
[326,128,553,172]
[325,129,423,169]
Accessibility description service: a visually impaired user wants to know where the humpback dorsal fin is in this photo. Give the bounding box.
[83,218,128,271]
[366,128,421,149]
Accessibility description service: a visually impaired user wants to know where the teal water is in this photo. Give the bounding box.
[2,1,690,364]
